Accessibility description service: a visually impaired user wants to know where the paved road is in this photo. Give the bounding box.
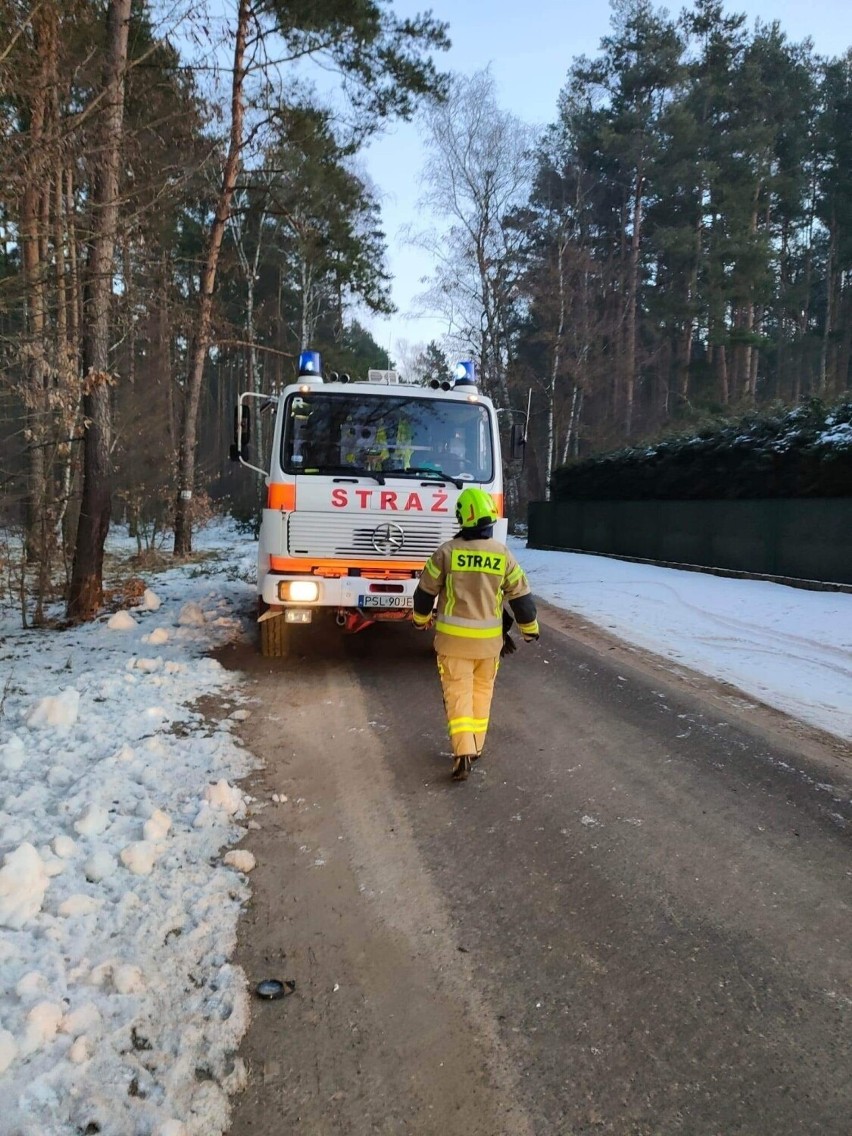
[223,604,852,1136]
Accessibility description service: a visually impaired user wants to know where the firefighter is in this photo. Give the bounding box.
[395,414,414,468]
[412,487,539,781]
[372,423,390,469]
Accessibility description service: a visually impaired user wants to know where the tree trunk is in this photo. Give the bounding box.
[246,238,263,475]
[624,170,643,437]
[65,166,81,359]
[733,309,743,401]
[156,254,176,452]
[677,320,693,403]
[67,0,132,620]
[54,159,67,353]
[797,178,816,399]
[56,165,82,550]
[230,200,266,461]
[52,153,79,548]
[678,209,702,404]
[775,219,789,402]
[20,6,52,573]
[122,231,137,386]
[545,236,568,500]
[819,220,835,396]
[173,0,250,556]
[834,285,852,398]
[748,305,761,399]
[561,384,582,465]
[53,160,69,540]
[300,256,312,349]
[742,302,756,402]
[717,342,729,405]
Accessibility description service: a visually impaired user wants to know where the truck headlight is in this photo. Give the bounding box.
[278,580,319,603]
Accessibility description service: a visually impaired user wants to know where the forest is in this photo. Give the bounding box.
[413,3,852,502]
[1,0,851,620]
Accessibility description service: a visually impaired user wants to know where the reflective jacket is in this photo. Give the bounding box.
[413,535,539,659]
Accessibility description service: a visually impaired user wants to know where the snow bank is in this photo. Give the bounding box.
[0,518,258,1134]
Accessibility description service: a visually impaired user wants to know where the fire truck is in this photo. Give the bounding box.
[231,350,524,656]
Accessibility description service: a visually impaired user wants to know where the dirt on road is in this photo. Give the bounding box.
[223,645,533,1136]
[219,606,852,1136]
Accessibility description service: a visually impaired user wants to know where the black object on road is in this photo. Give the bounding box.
[255,979,295,1000]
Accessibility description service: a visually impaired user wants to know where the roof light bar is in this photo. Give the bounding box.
[298,350,323,381]
[453,360,477,389]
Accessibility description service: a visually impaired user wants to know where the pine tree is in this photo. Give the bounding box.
[172,0,449,554]
[565,1,684,435]
[816,51,852,397]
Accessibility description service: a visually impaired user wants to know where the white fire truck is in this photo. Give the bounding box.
[232,350,524,656]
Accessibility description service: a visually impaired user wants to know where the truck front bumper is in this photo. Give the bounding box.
[260,571,419,613]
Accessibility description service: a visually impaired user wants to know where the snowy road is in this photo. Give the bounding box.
[1,521,850,1134]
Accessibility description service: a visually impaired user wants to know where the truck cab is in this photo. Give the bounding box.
[233,351,512,657]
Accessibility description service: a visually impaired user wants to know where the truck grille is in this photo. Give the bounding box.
[287,512,455,559]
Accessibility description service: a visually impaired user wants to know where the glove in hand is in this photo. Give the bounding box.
[413,617,432,631]
[501,632,518,657]
[523,633,540,642]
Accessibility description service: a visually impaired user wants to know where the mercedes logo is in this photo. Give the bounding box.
[371,521,405,555]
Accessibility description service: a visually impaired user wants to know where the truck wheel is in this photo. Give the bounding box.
[259,611,291,658]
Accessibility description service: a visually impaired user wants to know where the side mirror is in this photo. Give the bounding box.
[232,404,251,460]
[509,423,526,462]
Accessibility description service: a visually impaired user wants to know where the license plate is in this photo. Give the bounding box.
[358,595,413,609]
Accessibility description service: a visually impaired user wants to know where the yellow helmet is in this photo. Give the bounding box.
[455,487,498,529]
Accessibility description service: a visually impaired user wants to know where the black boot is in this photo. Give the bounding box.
[452,754,472,781]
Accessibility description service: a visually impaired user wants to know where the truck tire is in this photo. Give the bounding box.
[259,610,291,658]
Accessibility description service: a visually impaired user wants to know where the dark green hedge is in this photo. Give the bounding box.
[551,400,852,501]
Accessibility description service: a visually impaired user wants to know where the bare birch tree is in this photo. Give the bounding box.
[413,71,535,410]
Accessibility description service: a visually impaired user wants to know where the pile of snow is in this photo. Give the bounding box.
[0,518,258,1134]
[0,844,50,929]
[107,609,137,631]
[23,688,80,729]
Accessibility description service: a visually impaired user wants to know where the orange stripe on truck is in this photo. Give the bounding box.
[267,483,296,510]
[270,556,424,576]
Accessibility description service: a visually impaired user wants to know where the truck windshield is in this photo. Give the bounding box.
[281,392,494,482]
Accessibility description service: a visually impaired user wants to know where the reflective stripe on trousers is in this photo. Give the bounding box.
[436,654,500,758]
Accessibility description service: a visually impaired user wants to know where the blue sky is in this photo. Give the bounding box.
[358,0,852,362]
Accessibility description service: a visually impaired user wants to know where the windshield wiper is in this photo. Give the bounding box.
[391,466,465,489]
[299,464,385,485]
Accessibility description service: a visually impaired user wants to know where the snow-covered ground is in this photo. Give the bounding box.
[0,522,259,1135]
[514,540,852,742]
[1,519,849,1135]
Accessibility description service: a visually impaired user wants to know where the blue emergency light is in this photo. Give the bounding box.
[298,350,322,377]
[454,360,476,387]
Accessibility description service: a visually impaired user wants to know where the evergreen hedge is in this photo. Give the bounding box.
[551,401,852,501]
